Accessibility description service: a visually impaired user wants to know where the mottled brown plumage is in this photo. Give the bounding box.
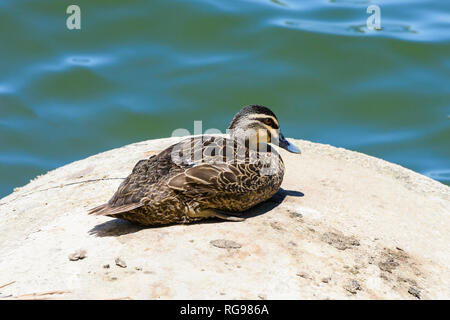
[88,105,300,226]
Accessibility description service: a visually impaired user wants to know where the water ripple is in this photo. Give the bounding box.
[0,152,59,168]
[425,169,450,184]
[0,84,13,94]
[39,54,115,72]
[273,17,427,40]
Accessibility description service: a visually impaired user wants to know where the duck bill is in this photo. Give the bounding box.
[278,133,301,154]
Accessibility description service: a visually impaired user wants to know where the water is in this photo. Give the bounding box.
[0,0,449,198]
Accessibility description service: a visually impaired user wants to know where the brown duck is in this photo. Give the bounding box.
[88,105,301,226]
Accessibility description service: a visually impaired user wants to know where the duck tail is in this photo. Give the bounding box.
[87,203,110,216]
[88,202,143,216]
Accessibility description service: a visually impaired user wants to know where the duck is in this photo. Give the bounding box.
[88,104,301,226]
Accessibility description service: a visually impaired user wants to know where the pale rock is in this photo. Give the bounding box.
[0,137,448,299]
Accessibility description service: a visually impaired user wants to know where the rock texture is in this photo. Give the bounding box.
[0,137,449,300]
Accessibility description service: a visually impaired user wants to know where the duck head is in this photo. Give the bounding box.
[227,104,301,154]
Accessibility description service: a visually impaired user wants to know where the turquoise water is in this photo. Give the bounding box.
[0,0,449,198]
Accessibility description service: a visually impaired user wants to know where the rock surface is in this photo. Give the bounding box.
[0,137,449,300]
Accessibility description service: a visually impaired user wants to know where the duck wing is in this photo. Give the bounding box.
[88,135,269,216]
[167,162,261,198]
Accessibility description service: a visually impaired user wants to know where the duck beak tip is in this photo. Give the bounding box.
[279,134,301,154]
[287,143,301,154]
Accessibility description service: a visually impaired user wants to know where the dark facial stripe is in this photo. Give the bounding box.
[253,117,279,129]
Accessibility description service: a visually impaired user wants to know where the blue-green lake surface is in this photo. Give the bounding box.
[0,0,449,198]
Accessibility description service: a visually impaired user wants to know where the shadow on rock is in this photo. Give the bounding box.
[89,187,304,237]
[89,219,146,237]
[242,187,304,219]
